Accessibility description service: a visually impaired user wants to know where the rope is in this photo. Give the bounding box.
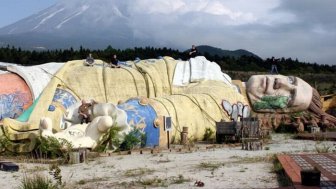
[150,98,179,132]
[40,67,80,99]
[170,59,179,91]
[102,62,142,102]
[173,93,218,125]
[146,73,158,97]
[199,92,228,118]
[102,62,108,103]
[189,94,214,128]
[134,63,158,97]
[120,67,140,96]
[154,97,183,133]
[134,63,150,97]
[162,57,173,95]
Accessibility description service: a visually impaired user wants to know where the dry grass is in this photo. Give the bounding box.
[197,161,224,171]
[118,174,190,188]
[124,167,154,177]
[76,177,110,185]
[315,142,334,153]
[18,174,58,189]
[231,155,274,164]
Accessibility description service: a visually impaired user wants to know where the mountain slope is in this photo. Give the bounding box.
[0,0,261,61]
[0,0,148,49]
[0,1,129,35]
[195,45,261,59]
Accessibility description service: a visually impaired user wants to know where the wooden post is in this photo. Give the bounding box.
[69,151,80,164]
[181,127,188,145]
[167,131,170,149]
[69,148,87,164]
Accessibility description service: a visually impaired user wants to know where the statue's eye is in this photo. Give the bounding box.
[288,76,294,84]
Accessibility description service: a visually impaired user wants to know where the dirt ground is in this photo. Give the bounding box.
[1,133,335,189]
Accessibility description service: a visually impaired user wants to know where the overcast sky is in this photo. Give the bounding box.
[0,0,335,65]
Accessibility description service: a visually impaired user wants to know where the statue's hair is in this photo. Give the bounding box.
[308,88,336,126]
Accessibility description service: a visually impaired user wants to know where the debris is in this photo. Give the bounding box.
[195,180,204,187]
[0,161,19,172]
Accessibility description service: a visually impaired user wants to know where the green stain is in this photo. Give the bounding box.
[253,95,289,110]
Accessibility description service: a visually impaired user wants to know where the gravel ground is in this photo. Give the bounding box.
[1,133,335,189]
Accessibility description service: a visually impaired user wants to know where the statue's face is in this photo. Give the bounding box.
[246,75,313,112]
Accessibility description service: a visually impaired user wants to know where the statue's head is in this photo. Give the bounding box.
[246,75,313,113]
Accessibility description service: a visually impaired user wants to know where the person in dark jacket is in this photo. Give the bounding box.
[189,45,198,58]
[109,54,121,68]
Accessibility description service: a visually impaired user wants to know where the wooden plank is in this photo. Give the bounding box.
[277,155,301,184]
[216,122,236,135]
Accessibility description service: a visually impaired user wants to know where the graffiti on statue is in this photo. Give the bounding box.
[0,91,30,120]
[49,88,78,112]
[117,98,159,147]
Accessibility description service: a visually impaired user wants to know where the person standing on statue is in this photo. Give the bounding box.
[189,45,198,58]
[270,57,279,74]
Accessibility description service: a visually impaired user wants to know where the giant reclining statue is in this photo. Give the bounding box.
[0,56,335,152]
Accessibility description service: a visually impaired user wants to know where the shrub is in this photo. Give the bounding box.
[315,142,333,153]
[94,122,121,152]
[34,136,73,162]
[203,128,214,142]
[0,135,10,152]
[119,128,146,151]
[19,174,57,189]
[49,164,62,186]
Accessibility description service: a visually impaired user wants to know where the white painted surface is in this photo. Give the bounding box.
[172,56,232,86]
[6,62,64,100]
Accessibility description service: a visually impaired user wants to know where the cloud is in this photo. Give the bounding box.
[277,0,336,30]
[125,0,336,64]
[16,0,336,64]
[129,0,186,14]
